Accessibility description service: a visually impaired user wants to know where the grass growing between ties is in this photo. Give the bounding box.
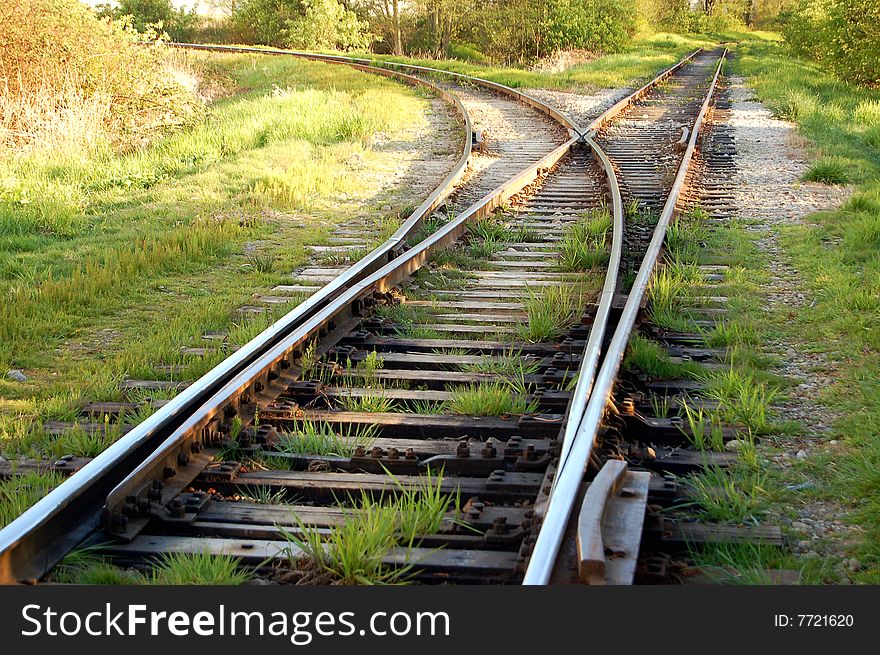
[284,471,453,584]
[688,542,829,585]
[623,334,702,380]
[150,552,252,585]
[558,208,612,272]
[52,549,251,585]
[679,401,727,452]
[0,469,65,529]
[732,35,880,580]
[686,464,772,524]
[462,348,541,376]
[277,421,379,457]
[517,284,590,343]
[447,383,537,417]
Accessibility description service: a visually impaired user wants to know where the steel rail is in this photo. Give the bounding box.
[101,136,580,533]
[0,43,706,583]
[172,43,584,137]
[0,43,592,583]
[547,46,703,489]
[0,58,475,584]
[523,49,728,585]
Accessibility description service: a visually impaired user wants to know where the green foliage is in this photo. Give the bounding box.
[0,469,64,529]
[151,552,252,585]
[680,401,727,451]
[462,0,638,63]
[447,383,537,417]
[686,464,772,523]
[277,421,379,456]
[624,334,698,378]
[104,0,198,41]
[781,0,880,87]
[1,0,202,155]
[802,157,850,184]
[232,0,372,50]
[517,284,588,342]
[284,471,453,584]
[558,209,612,271]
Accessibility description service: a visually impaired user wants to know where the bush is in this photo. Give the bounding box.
[100,0,198,41]
[463,0,638,63]
[232,0,372,50]
[546,0,639,53]
[781,0,880,87]
[0,0,202,155]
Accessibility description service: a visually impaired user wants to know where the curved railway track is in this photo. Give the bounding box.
[0,44,730,585]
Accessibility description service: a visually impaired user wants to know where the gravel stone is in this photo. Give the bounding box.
[7,369,27,382]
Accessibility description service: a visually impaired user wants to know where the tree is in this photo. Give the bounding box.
[110,0,198,40]
[233,0,373,49]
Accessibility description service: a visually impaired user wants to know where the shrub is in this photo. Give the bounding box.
[232,0,373,50]
[545,0,639,53]
[803,157,850,185]
[781,0,880,87]
[0,0,202,155]
[102,0,199,41]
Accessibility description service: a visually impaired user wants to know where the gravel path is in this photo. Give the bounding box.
[727,75,859,576]
[524,87,633,128]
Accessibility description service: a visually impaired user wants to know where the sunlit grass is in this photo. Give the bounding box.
[558,209,611,271]
[283,470,453,584]
[0,469,64,529]
[276,421,379,457]
[517,284,588,343]
[447,383,537,416]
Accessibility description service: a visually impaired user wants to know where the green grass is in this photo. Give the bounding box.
[461,348,541,376]
[659,32,880,580]
[803,158,851,185]
[666,212,707,263]
[517,284,588,343]
[447,382,537,417]
[686,464,772,524]
[359,32,714,91]
[51,547,251,585]
[623,335,701,379]
[150,552,251,585]
[702,369,780,435]
[277,421,379,457]
[0,469,64,529]
[52,548,145,585]
[679,401,727,452]
[406,399,447,415]
[284,471,453,584]
[337,392,395,413]
[735,35,880,187]
[689,543,830,585]
[0,51,436,463]
[558,209,611,271]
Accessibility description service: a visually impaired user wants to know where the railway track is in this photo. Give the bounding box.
[0,45,735,585]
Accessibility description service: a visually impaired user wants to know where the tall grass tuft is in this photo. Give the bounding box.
[150,552,251,585]
[284,471,453,584]
[558,209,612,271]
[0,469,64,529]
[277,421,379,457]
[447,383,537,417]
[803,158,851,185]
[517,284,586,343]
